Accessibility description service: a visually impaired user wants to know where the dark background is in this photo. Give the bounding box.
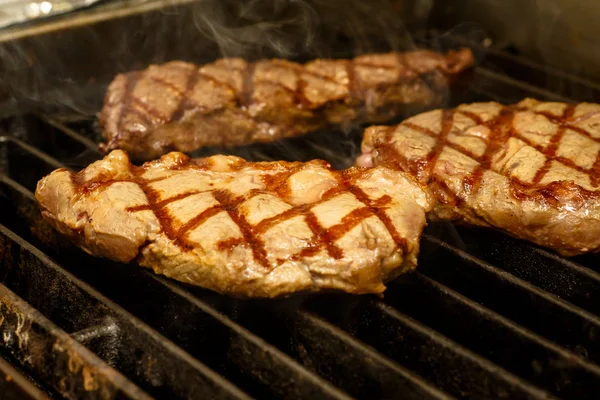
[0,0,596,117]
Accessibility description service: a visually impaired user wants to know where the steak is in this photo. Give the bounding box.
[357,98,600,256]
[35,150,434,297]
[100,48,474,160]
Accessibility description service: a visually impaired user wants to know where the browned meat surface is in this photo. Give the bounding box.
[35,150,434,297]
[100,48,474,160]
[357,98,600,256]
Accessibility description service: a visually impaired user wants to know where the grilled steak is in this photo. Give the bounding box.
[35,150,434,297]
[100,48,474,160]
[357,98,600,256]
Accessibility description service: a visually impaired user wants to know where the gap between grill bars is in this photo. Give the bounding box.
[2,43,600,400]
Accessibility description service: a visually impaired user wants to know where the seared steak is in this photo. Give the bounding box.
[35,150,434,297]
[100,49,474,160]
[357,98,600,256]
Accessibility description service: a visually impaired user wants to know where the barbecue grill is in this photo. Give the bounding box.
[1,1,600,399]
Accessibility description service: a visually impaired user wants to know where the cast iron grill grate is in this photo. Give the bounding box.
[1,41,600,400]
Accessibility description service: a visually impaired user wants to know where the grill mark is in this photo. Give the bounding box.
[212,189,270,268]
[69,172,131,195]
[530,109,600,144]
[302,211,344,259]
[402,121,478,160]
[461,107,517,196]
[260,164,305,200]
[354,61,397,70]
[341,172,407,253]
[357,194,406,252]
[395,52,418,80]
[144,176,169,183]
[385,112,459,184]
[375,125,426,179]
[591,154,600,187]
[456,109,484,125]
[253,60,323,109]
[346,60,359,102]
[241,62,256,108]
[71,155,408,266]
[252,206,305,236]
[135,179,179,241]
[170,68,200,122]
[109,50,473,156]
[217,237,245,252]
[457,105,600,192]
[256,168,400,261]
[80,180,128,194]
[373,102,600,216]
[128,164,209,250]
[271,59,342,86]
[197,70,237,93]
[126,190,209,212]
[513,129,596,183]
[175,205,224,246]
[254,79,313,109]
[119,106,152,129]
[430,177,462,207]
[116,72,143,134]
[396,51,438,99]
[131,97,168,122]
[426,109,455,179]
[533,104,577,184]
[566,125,600,142]
[260,171,293,199]
[147,75,186,97]
[252,170,348,238]
[240,60,344,109]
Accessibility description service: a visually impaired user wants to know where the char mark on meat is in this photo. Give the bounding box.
[35,150,434,297]
[359,98,600,256]
[100,48,475,160]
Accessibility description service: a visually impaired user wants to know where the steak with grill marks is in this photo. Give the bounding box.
[100,48,474,160]
[35,150,434,297]
[357,98,600,256]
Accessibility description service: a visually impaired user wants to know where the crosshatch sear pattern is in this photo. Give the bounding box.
[100,48,474,160]
[34,150,434,297]
[360,98,600,256]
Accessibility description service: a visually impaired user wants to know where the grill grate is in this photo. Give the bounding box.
[2,40,600,400]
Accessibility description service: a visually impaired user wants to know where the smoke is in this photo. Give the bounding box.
[191,0,319,59]
[0,0,456,169]
[0,0,493,171]
[0,0,439,119]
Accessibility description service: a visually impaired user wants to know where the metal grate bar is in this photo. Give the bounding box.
[40,116,103,154]
[2,116,100,166]
[428,224,600,316]
[282,310,453,400]
[0,355,52,400]
[141,275,354,400]
[0,281,152,399]
[385,272,600,399]
[303,296,554,400]
[419,234,600,365]
[191,296,454,400]
[434,30,600,102]
[471,68,572,103]
[477,43,600,102]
